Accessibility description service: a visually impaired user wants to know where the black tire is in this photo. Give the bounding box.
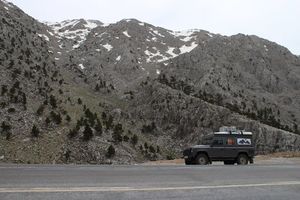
[185,159,193,165]
[237,154,249,165]
[224,161,235,165]
[195,153,209,165]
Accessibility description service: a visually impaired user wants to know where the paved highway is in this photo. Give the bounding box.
[1,163,300,200]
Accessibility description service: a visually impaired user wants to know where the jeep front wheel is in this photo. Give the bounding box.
[196,153,209,165]
[185,159,193,165]
[237,154,249,165]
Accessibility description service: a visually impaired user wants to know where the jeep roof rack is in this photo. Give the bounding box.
[214,126,253,135]
[214,131,252,135]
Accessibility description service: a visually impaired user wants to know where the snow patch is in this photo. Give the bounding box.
[156,69,161,75]
[95,49,100,52]
[4,6,8,10]
[55,57,60,60]
[73,44,80,49]
[181,36,194,42]
[84,20,98,29]
[78,64,85,70]
[101,23,111,27]
[47,30,54,36]
[151,37,158,42]
[166,47,178,57]
[139,22,145,26]
[179,42,198,54]
[116,55,121,61]
[96,32,108,38]
[171,29,200,37]
[37,34,49,41]
[144,49,168,63]
[102,43,113,51]
[144,42,198,63]
[152,29,165,38]
[123,30,131,38]
[264,45,269,52]
[46,19,100,50]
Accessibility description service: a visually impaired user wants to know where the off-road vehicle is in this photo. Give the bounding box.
[183,126,255,165]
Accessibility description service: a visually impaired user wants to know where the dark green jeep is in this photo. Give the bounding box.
[183,127,255,165]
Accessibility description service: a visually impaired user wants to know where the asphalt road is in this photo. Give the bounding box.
[1,163,300,200]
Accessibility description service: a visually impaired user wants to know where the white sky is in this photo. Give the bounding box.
[8,0,300,55]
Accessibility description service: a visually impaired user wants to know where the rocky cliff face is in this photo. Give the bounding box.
[0,0,299,164]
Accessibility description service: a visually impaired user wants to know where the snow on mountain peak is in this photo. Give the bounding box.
[123,30,131,38]
[46,19,102,49]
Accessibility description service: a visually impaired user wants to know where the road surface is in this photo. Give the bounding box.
[1,163,300,200]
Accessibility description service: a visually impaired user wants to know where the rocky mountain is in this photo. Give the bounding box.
[0,0,299,164]
[0,0,164,164]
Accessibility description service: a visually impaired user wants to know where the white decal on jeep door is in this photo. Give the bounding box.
[237,138,251,145]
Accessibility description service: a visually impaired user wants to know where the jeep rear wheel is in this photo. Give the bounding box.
[237,154,249,165]
[196,153,209,165]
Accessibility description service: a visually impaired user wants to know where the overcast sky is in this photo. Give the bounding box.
[8,0,300,55]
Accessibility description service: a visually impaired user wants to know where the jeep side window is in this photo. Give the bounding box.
[226,137,235,145]
[212,139,223,146]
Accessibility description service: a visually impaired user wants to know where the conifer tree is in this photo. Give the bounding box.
[31,125,39,137]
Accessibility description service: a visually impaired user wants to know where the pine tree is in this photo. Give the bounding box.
[105,115,113,130]
[1,121,12,140]
[123,135,129,142]
[131,134,138,146]
[21,93,27,106]
[106,145,115,158]
[83,124,93,141]
[144,142,148,149]
[45,117,51,125]
[1,85,8,96]
[36,105,45,116]
[49,95,57,108]
[101,112,107,121]
[66,115,71,123]
[156,146,160,153]
[112,123,123,143]
[94,120,103,136]
[149,145,156,153]
[50,111,62,124]
[31,125,39,137]
[68,128,78,138]
[95,84,100,91]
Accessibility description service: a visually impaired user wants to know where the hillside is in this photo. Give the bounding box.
[0,0,299,164]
